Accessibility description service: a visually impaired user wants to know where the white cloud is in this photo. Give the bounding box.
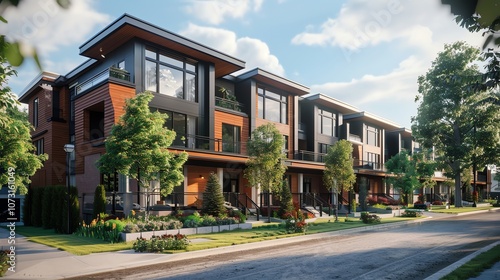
[295,0,488,128]
[180,23,285,76]
[183,0,263,25]
[1,0,110,56]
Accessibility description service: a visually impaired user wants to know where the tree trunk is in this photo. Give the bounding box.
[454,169,463,207]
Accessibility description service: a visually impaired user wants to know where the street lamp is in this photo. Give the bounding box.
[64,143,75,234]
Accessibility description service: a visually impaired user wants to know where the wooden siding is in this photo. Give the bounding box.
[74,82,135,176]
[214,110,249,154]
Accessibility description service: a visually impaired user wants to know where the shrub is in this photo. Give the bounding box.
[74,218,122,243]
[93,185,107,219]
[401,210,423,217]
[229,209,246,223]
[413,204,428,210]
[201,173,226,217]
[31,187,44,227]
[183,212,203,228]
[0,250,9,277]
[432,200,443,205]
[360,212,381,224]
[278,180,294,218]
[284,209,308,233]
[133,234,190,252]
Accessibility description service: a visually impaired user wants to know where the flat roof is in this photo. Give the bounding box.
[236,68,310,96]
[18,71,60,103]
[302,93,360,114]
[80,14,245,77]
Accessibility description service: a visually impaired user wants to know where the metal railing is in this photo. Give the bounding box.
[294,150,326,162]
[75,67,131,96]
[215,96,244,112]
[170,133,247,155]
[223,192,260,221]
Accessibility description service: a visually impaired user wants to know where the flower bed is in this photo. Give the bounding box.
[121,222,252,242]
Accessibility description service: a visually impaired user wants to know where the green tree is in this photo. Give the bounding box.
[441,0,500,92]
[0,59,47,194]
[385,150,435,205]
[244,123,287,223]
[97,92,188,217]
[412,41,500,207]
[201,173,226,217]
[323,140,356,210]
[278,180,293,218]
[93,184,107,219]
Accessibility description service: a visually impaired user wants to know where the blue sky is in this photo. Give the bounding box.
[2,0,485,128]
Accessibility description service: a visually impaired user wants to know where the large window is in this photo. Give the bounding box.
[163,110,196,148]
[33,98,39,128]
[365,152,380,169]
[145,48,197,102]
[257,87,287,124]
[318,109,336,136]
[366,125,379,147]
[222,124,241,153]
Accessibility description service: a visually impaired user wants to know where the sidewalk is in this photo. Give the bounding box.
[1,210,498,279]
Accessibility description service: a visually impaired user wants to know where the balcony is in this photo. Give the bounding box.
[170,134,247,155]
[348,133,362,142]
[353,158,383,170]
[75,67,131,96]
[294,150,326,163]
[215,96,244,112]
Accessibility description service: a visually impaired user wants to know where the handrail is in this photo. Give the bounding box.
[224,192,260,221]
[76,67,131,96]
[304,193,328,217]
[215,96,243,112]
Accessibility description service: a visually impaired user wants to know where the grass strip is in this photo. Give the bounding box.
[441,244,500,280]
[13,227,132,255]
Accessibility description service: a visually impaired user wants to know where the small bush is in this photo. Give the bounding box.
[133,234,190,252]
[360,212,381,224]
[413,204,428,210]
[93,185,107,219]
[401,210,423,217]
[432,201,443,205]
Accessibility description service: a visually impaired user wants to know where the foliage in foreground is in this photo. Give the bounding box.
[133,234,190,252]
[442,245,500,280]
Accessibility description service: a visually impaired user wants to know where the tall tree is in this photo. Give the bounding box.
[97,92,188,215]
[412,41,500,207]
[385,150,436,205]
[0,59,47,194]
[323,140,356,208]
[244,123,286,222]
[441,0,500,92]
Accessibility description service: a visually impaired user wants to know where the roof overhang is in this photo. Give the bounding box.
[302,93,360,114]
[79,14,245,78]
[344,111,405,130]
[236,68,310,96]
[18,71,60,103]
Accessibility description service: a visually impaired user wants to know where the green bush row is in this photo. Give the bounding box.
[24,186,80,233]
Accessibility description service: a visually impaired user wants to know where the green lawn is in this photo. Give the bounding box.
[441,244,500,280]
[430,206,495,214]
[13,227,133,255]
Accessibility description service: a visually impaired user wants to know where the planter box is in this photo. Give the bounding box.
[120,223,253,242]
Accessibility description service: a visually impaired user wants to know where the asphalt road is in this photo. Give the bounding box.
[86,211,500,280]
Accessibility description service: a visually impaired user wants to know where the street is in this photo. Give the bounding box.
[83,211,500,280]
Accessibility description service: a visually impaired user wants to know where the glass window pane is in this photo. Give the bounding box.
[160,53,183,68]
[173,113,186,146]
[159,65,184,98]
[145,60,157,92]
[266,98,280,122]
[323,117,332,136]
[266,90,280,100]
[281,103,287,124]
[186,62,196,72]
[146,49,156,59]
[186,73,196,102]
[258,96,264,118]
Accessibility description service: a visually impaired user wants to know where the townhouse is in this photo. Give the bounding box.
[18,14,491,217]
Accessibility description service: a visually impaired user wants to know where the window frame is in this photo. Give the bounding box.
[257,87,288,124]
[33,97,39,128]
[144,48,198,102]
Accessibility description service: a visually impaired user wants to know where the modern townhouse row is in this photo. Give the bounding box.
[18,14,495,217]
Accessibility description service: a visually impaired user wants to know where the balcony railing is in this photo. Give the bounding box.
[294,150,326,163]
[348,134,362,142]
[75,67,131,96]
[170,133,247,155]
[353,159,383,170]
[215,96,244,112]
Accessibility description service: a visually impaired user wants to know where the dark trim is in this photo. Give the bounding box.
[32,130,48,139]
